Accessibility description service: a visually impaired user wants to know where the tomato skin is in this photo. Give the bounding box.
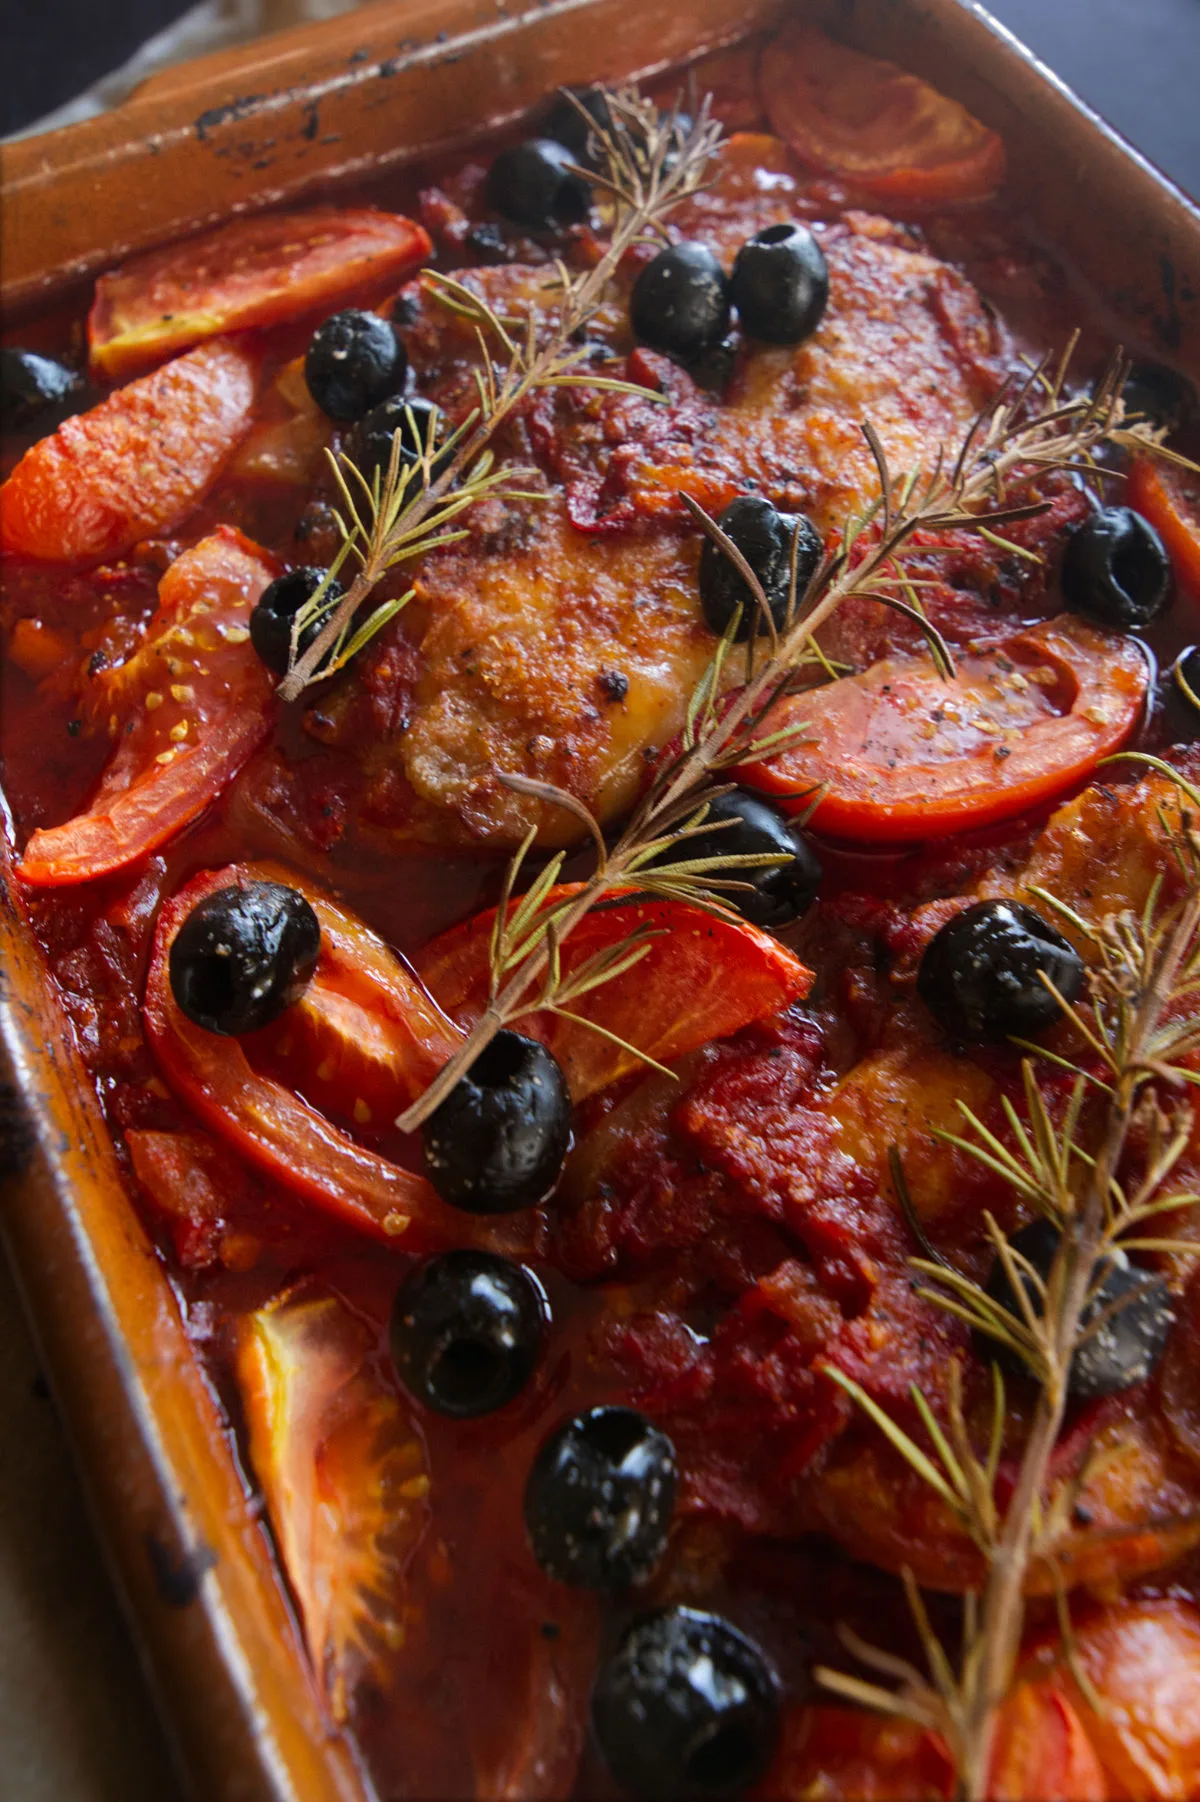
[761,24,1006,207]
[989,1683,1108,1802]
[738,618,1148,844]
[88,207,432,380]
[1127,454,1200,598]
[418,883,812,1100]
[1057,1600,1200,1800]
[757,1705,954,1799]
[17,527,277,887]
[0,338,258,565]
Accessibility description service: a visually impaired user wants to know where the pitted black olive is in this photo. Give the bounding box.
[918,901,1084,1043]
[652,789,821,930]
[542,88,615,163]
[1061,505,1172,631]
[421,1030,572,1213]
[1121,361,1196,435]
[630,242,731,362]
[486,139,593,231]
[250,566,345,676]
[304,309,407,422]
[169,881,320,1036]
[0,347,82,433]
[345,394,448,494]
[698,495,822,640]
[730,222,829,345]
[981,1218,1174,1399]
[390,1251,548,1417]
[524,1406,677,1589]
[592,1606,780,1797]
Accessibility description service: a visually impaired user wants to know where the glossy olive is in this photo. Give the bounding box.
[982,1218,1175,1399]
[592,1606,780,1798]
[0,347,81,433]
[525,1406,676,1589]
[630,242,731,362]
[542,88,615,162]
[390,1251,548,1418]
[345,394,447,493]
[1121,361,1196,434]
[730,221,829,345]
[304,309,407,422]
[250,566,345,676]
[169,881,320,1036]
[1061,505,1172,631]
[917,901,1084,1043]
[698,494,822,640]
[653,789,821,930]
[421,1030,572,1213]
[485,138,592,230]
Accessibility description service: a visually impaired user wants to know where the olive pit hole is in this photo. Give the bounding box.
[757,223,795,245]
[474,1032,531,1087]
[430,1336,507,1408]
[686,1721,757,1791]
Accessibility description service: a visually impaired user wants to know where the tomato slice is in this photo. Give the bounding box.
[17,528,277,887]
[88,207,432,381]
[144,865,458,1243]
[418,883,812,1100]
[1056,1601,1200,1800]
[738,617,1148,843]
[760,24,1006,207]
[988,1683,1107,1802]
[0,338,257,565]
[234,1289,430,1722]
[760,1705,954,1800]
[1127,454,1200,598]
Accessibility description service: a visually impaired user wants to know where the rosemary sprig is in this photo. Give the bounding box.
[396,344,1176,1132]
[277,88,724,701]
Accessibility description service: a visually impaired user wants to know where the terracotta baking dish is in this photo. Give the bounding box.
[1,3,1198,1798]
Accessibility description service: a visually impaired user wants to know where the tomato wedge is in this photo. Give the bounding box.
[738,617,1148,843]
[144,864,456,1242]
[761,24,1006,207]
[0,338,257,565]
[988,1683,1107,1802]
[418,884,812,1100]
[235,1289,430,1722]
[18,528,277,887]
[88,207,432,381]
[1127,454,1200,598]
[1056,1601,1200,1800]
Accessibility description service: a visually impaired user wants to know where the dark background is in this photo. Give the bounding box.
[3,0,1200,199]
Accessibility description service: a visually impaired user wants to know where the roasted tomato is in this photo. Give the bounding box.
[0,339,257,565]
[88,208,432,380]
[1127,454,1200,598]
[738,618,1148,843]
[18,528,277,887]
[418,882,813,1100]
[144,863,456,1243]
[757,1704,954,1799]
[234,1289,430,1722]
[761,24,1006,206]
[1055,1599,1200,1799]
[988,1683,1107,1802]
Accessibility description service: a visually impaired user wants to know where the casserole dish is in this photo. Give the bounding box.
[2,5,1199,1801]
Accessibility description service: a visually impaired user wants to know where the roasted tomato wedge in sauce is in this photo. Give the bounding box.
[1127,453,1200,597]
[18,528,277,887]
[88,207,432,380]
[0,338,257,564]
[738,617,1148,842]
[761,23,1006,206]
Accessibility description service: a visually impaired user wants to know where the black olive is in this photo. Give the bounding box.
[652,789,821,930]
[169,881,320,1036]
[389,1250,548,1417]
[542,88,615,163]
[525,1406,677,1589]
[485,138,593,231]
[630,243,731,363]
[421,1029,572,1213]
[698,495,822,640]
[592,1606,780,1798]
[730,222,829,345]
[345,394,448,493]
[0,347,82,433]
[304,309,407,422]
[918,900,1084,1043]
[1121,361,1196,435]
[250,566,345,677]
[981,1218,1175,1399]
[1061,505,1173,631]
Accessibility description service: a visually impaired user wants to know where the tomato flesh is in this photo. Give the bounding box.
[738,617,1148,843]
[988,1684,1107,1802]
[0,338,258,565]
[418,882,812,1100]
[88,207,432,380]
[18,527,278,886]
[761,23,1006,206]
[1127,454,1200,598]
